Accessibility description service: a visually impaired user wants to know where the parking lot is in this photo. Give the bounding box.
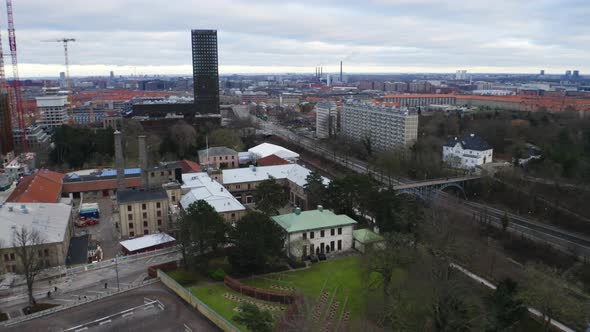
[6,282,219,332]
[74,196,120,259]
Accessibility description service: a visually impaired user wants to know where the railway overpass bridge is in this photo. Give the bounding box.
[392,175,483,201]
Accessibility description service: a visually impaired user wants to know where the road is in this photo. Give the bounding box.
[255,116,590,259]
[0,249,180,320]
[6,282,218,332]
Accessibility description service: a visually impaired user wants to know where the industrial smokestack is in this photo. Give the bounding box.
[138,135,149,188]
[320,66,323,77]
[340,61,343,82]
[114,130,125,191]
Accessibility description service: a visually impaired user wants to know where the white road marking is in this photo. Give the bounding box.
[74,328,88,332]
[122,312,134,318]
[99,319,111,325]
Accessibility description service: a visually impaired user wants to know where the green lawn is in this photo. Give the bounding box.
[243,256,383,320]
[192,284,287,331]
[167,269,200,286]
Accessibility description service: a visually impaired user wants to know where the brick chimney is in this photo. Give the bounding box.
[138,135,149,188]
[114,130,125,191]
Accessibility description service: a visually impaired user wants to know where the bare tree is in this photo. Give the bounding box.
[13,227,45,305]
[170,121,197,158]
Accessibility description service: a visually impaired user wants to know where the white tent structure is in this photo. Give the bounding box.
[248,143,299,162]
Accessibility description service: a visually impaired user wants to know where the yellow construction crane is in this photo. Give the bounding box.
[43,38,76,124]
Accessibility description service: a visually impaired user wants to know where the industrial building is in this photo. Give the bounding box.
[314,101,339,139]
[222,164,329,210]
[180,172,246,225]
[0,202,73,274]
[192,29,219,114]
[342,102,418,152]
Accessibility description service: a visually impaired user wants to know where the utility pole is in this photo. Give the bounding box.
[112,255,120,291]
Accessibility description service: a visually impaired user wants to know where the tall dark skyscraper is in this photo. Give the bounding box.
[0,92,14,156]
[191,29,219,114]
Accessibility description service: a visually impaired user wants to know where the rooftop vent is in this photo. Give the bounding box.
[317,205,323,212]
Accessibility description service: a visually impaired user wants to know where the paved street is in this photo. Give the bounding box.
[6,282,219,332]
[78,196,120,259]
[0,249,180,320]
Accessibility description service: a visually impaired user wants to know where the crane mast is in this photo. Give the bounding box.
[6,0,27,152]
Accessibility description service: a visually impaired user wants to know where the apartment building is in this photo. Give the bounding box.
[36,94,69,128]
[117,188,170,238]
[382,94,457,107]
[314,101,338,139]
[198,146,239,170]
[341,102,418,152]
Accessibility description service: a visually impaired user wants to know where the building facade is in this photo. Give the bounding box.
[198,146,239,170]
[0,92,13,156]
[192,29,219,114]
[315,101,338,139]
[443,134,493,169]
[12,126,50,152]
[341,102,418,152]
[0,203,73,274]
[117,189,170,238]
[36,94,69,128]
[272,208,357,260]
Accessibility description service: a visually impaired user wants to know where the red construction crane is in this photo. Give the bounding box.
[6,0,27,152]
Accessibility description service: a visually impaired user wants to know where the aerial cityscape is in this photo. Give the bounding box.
[0,1,589,331]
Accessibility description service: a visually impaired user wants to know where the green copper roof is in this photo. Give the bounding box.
[353,229,384,244]
[272,209,357,233]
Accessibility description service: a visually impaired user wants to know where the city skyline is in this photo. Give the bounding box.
[3,0,590,76]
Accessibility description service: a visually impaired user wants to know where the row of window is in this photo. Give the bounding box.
[127,202,162,212]
[128,219,162,229]
[302,227,342,240]
[127,210,162,221]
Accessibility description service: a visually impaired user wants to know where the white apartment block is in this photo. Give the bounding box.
[341,102,418,152]
[315,101,338,139]
[36,95,69,128]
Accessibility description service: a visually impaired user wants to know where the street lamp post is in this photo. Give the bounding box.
[112,255,120,291]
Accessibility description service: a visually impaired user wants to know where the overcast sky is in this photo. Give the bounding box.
[5,0,590,77]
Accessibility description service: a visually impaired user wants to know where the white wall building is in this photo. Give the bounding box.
[272,207,357,260]
[443,134,493,169]
[341,102,418,152]
[314,101,338,139]
[36,94,69,128]
[248,143,299,163]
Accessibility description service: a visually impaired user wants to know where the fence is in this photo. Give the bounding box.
[2,278,160,328]
[224,275,296,304]
[157,269,239,332]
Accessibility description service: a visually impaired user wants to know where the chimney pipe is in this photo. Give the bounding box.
[114,130,125,191]
[340,61,343,82]
[138,135,149,188]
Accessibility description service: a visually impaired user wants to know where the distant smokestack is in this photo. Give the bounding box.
[320,67,323,77]
[114,130,125,191]
[138,135,148,188]
[340,61,343,82]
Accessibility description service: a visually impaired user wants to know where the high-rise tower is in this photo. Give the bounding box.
[191,29,219,114]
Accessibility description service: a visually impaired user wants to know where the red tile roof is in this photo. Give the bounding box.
[256,154,290,166]
[174,160,202,174]
[7,169,65,203]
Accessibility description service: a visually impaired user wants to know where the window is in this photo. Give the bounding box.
[44,249,49,257]
[144,230,149,235]
[160,171,164,176]
[143,221,148,227]
[151,172,155,177]
[142,212,147,219]
[128,214,133,221]
[38,250,43,257]
[310,231,315,239]
[320,230,325,238]
[142,204,146,210]
[156,202,161,208]
[168,170,172,175]
[127,205,132,212]
[331,229,335,236]
[10,253,14,261]
[236,184,241,189]
[330,241,335,250]
[225,156,228,160]
[338,227,342,235]
[172,196,176,202]
[3,254,8,261]
[128,222,135,229]
[337,240,342,250]
[247,184,251,190]
[130,231,135,237]
[157,211,162,217]
[157,219,162,226]
[302,232,307,240]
